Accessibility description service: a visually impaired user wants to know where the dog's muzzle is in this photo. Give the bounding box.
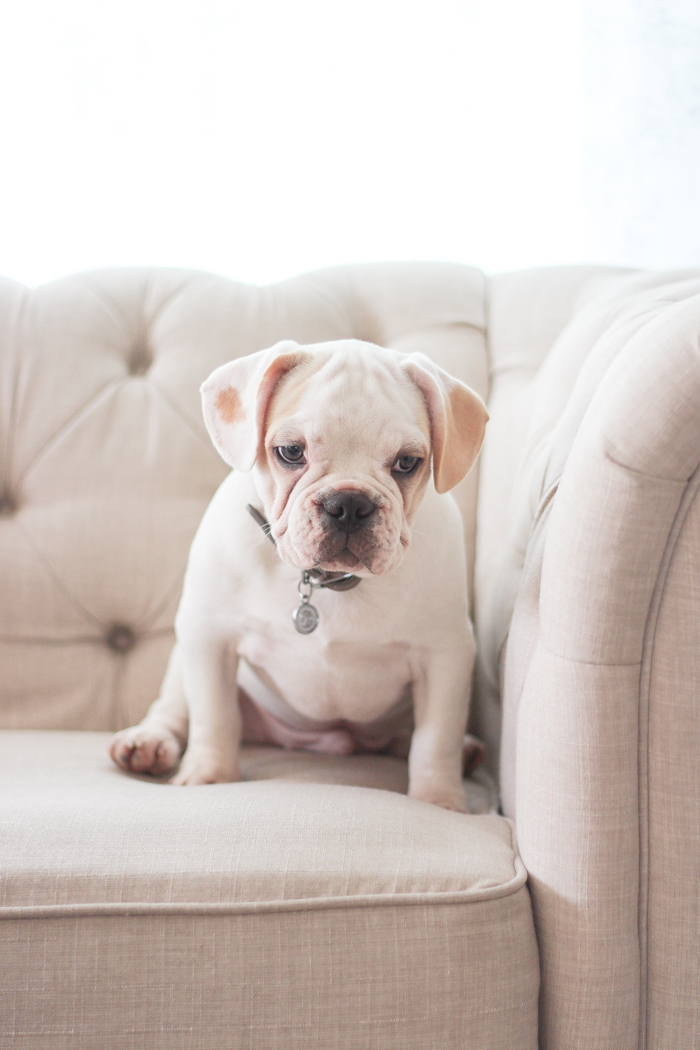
[285,485,401,575]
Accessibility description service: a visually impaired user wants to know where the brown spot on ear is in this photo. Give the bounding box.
[216,386,245,425]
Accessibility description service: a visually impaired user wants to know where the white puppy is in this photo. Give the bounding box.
[110,339,488,811]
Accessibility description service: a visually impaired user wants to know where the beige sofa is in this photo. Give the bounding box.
[1,262,698,1049]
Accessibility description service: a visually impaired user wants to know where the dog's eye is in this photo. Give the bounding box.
[392,454,421,475]
[275,445,306,466]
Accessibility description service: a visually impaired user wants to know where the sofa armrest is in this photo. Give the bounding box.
[503,288,700,1050]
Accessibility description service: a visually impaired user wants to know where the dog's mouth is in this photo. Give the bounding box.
[285,527,404,577]
[313,524,379,568]
[318,548,362,572]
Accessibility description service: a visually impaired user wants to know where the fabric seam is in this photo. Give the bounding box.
[0,866,528,921]
[636,460,700,1050]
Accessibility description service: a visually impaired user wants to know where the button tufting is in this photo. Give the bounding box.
[0,491,17,517]
[128,344,153,376]
[106,624,137,654]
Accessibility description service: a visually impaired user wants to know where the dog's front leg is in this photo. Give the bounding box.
[109,643,188,776]
[407,648,472,812]
[170,636,241,785]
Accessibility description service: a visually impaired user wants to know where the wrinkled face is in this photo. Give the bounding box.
[253,347,432,576]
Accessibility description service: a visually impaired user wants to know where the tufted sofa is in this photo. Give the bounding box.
[2,261,700,1050]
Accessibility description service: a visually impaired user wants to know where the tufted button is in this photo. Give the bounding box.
[128,343,153,376]
[106,624,137,654]
[0,490,18,517]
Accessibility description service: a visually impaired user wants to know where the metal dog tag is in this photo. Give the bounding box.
[293,571,319,634]
[245,507,359,636]
[293,601,319,634]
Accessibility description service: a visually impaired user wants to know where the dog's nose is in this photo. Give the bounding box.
[320,491,376,532]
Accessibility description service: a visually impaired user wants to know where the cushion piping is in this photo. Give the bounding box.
[1,822,527,920]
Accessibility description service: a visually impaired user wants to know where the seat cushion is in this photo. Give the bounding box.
[0,731,538,1050]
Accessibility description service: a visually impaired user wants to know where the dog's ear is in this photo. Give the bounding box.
[201,341,308,471]
[402,353,488,493]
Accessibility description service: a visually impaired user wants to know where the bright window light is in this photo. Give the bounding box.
[0,0,585,286]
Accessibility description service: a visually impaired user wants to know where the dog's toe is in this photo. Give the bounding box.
[408,783,469,813]
[169,750,238,786]
[110,728,182,776]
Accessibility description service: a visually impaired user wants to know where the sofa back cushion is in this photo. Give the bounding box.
[0,263,487,731]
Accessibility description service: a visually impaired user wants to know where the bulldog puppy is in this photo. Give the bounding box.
[109,339,488,811]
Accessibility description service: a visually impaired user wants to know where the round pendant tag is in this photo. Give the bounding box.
[293,602,319,634]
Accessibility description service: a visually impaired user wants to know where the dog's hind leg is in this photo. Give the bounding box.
[407,646,473,812]
[109,644,188,776]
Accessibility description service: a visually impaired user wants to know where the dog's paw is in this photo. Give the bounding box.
[109,725,183,776]
[169,749,239,786]
[408,783,469,813]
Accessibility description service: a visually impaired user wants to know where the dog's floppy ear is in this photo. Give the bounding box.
[201,341,307,471]
[402,353,489,493]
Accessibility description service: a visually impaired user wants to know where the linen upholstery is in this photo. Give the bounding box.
[0,262,541,1050]
[486,272,700,1050]
[4,260,700,1050]
[0,263,487,733]
[646,484,700,1047]
[0,732,539,1050]
[473,264,636,765]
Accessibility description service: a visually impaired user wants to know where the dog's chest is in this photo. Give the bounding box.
[236,620,414,725]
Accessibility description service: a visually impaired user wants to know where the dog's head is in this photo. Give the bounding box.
[201,339,488,576]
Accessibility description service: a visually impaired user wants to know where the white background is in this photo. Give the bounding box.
[0,0,697,287]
